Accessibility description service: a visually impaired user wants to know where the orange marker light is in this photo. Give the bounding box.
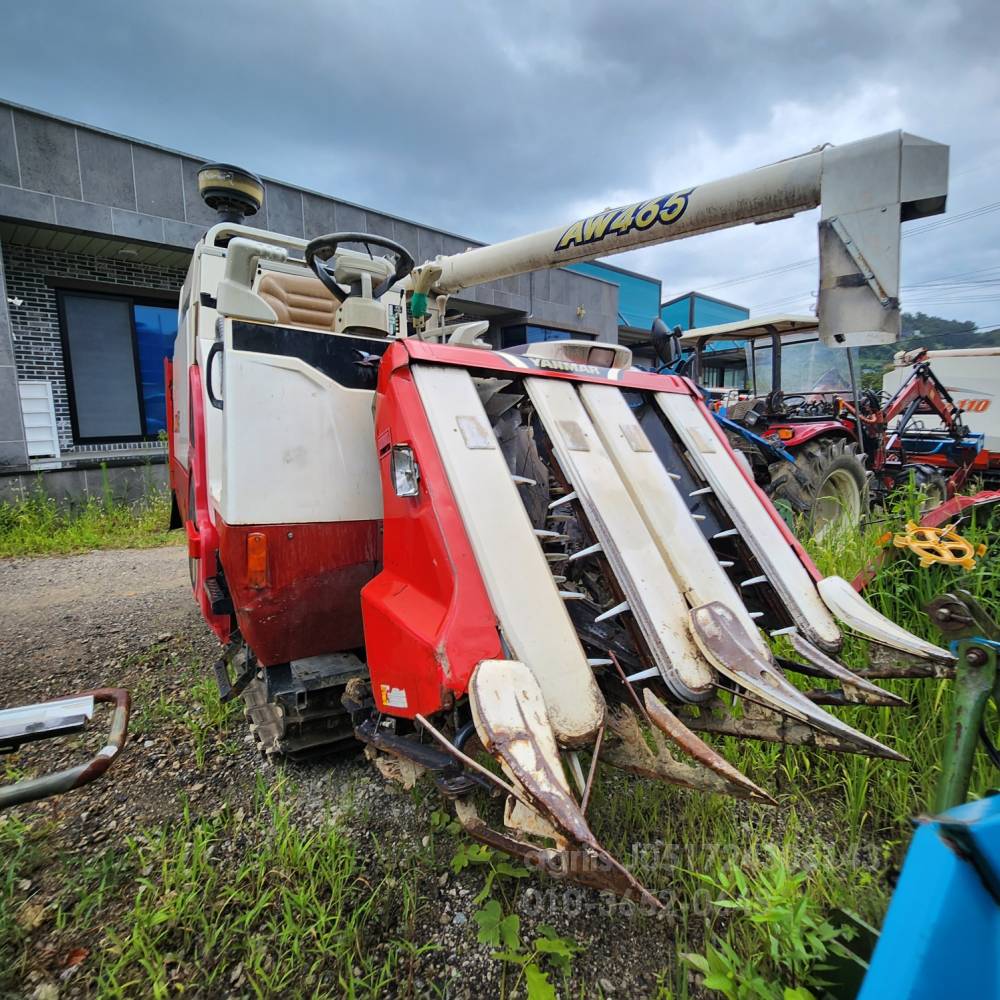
[777,428,794,440]
[247,532,268,589]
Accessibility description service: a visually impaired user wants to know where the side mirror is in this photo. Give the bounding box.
[651,318,681,365]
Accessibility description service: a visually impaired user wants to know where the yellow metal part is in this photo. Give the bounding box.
[892,521,987,570]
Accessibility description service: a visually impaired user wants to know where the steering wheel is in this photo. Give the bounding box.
[777,394,807,413]
[305,232,415,304]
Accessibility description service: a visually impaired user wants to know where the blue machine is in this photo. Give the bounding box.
[858,794,1000,999]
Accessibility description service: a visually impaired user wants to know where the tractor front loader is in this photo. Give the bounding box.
[169,134,953,902]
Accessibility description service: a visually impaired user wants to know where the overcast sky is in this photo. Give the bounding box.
[2,0,999,326]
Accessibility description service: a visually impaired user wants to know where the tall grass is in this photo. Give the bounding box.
[0,474,180,557]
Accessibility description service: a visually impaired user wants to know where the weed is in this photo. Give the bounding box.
[0,813,46,992]
[95,779,426,998]
[490,919,583,1000]
[451,840,531,904]
[684,845,856,999]
[127,653,242,765]
[185,674,243,767]
[54,846,132,932]
[0,477,181,558]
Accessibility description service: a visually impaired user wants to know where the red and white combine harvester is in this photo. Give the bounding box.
[168,134,952,901]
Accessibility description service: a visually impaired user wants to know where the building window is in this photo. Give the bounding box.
[57,290,177,444]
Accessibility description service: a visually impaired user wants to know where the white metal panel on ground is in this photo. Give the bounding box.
[578,383,767,655]
[18,382,60,459]
[526,377,714,700]
[413,365,604,745]
[654,391,843,651]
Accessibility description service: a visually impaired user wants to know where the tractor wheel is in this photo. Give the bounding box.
[768,437,869,539]
[897,464,949,514]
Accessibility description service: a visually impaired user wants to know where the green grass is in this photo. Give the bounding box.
[3,482,996,999]
[96,782,415,998]
[0,473,181,558]
[0,812,43,993]
[127,648,245,767]
[4,781,431,999]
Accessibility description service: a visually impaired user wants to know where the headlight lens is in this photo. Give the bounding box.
[391,445,420,497]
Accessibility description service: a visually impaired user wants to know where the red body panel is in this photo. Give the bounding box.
[917,489,1000,529]
[361,345,502,718]
[218,519,378,666]
[762,420,852,450]
[911,450,999,473]
[184,364,232,645]
[397,337,694,394]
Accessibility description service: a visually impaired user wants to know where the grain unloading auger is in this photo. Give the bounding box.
[170,133,951,903]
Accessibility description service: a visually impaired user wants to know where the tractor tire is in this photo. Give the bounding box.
[896,464,949,514]
[768,437,869,539]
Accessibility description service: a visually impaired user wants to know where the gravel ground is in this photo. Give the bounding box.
[1,547,688,999]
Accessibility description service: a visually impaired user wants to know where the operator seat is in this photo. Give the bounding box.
[257,271,339,332]
[726,397,765,422]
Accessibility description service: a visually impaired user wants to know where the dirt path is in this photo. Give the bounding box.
[0,548,199,703]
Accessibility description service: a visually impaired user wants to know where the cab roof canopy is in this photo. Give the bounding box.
[678,315,819,346]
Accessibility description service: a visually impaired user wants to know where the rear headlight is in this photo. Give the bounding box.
[391,445,420,497]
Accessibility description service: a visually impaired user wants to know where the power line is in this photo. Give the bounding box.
[695,257,814,293]
[700,199,1000,300]
[904,201,1000,237]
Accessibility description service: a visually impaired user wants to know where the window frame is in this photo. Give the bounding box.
[55,286,178,445]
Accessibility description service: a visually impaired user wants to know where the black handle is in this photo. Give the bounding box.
[206,341,224,410]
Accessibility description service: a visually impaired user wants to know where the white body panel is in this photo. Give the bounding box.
[171,276,192,473]
[654,391,843,651]
[197,253,227,514]
[412,364,604,745]
[526,377,714,700]
[883,350,1000,453]
[219,339,383,525]
[817,576,951,661]
[177,242,386,527]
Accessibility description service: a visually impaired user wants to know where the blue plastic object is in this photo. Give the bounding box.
[713,412,796,464]
[897,431,984,458]
[858,795,1000,999]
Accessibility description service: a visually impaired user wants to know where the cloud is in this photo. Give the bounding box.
[1,0,998,324]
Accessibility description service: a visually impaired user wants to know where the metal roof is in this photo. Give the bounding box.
[678,314,818,345]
